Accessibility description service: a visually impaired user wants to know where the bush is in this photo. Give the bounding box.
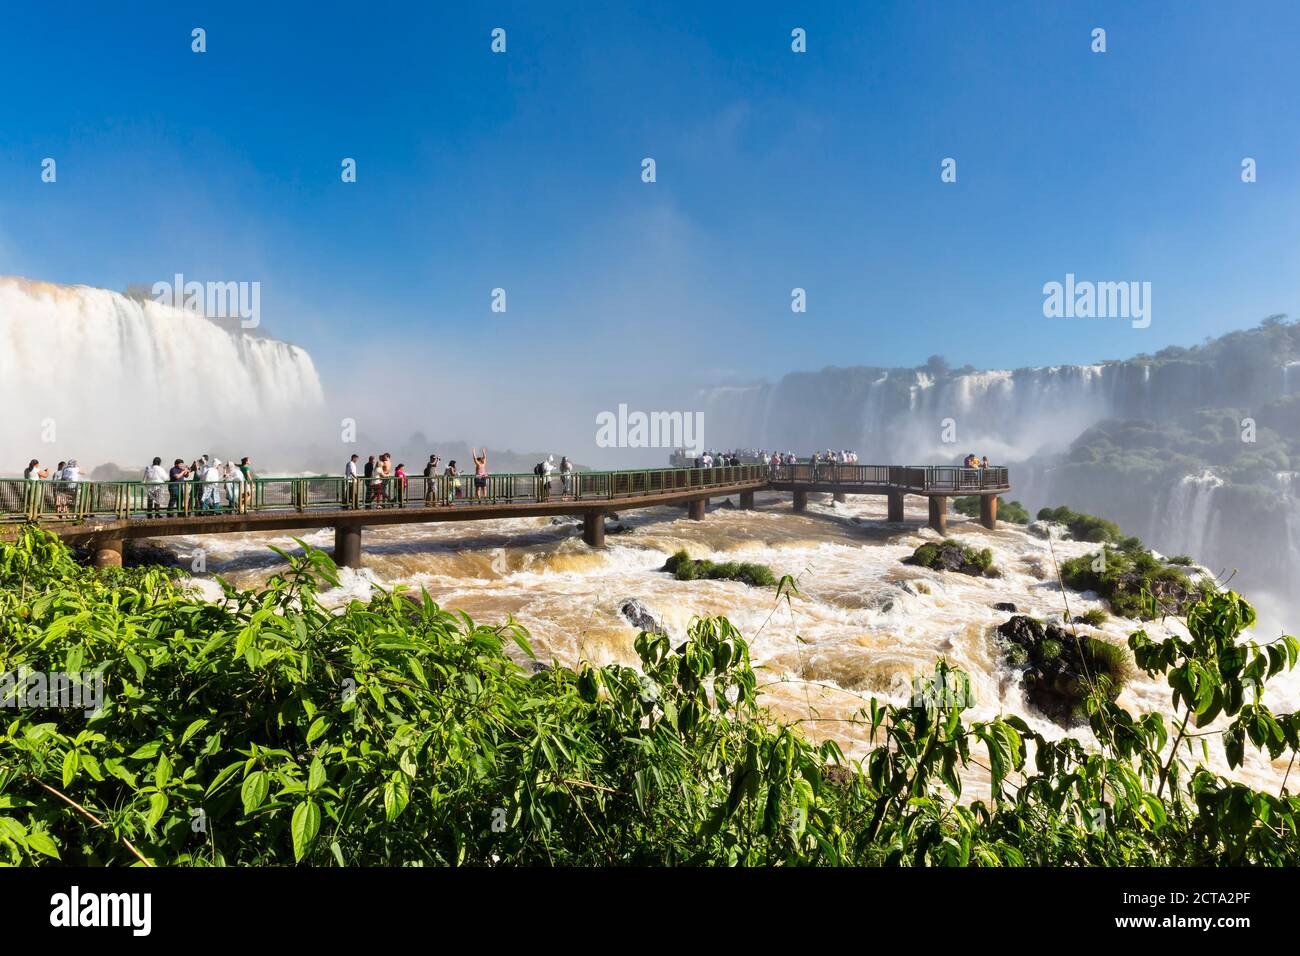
[1035,506,1123,544]
[1059,545,1198,620]
[2,529,1299,868]
[953,496,1030,524]
[663,549,775,587]
[1078,608,1108,627]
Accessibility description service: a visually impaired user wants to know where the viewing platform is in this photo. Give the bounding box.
[0,463,1011,569]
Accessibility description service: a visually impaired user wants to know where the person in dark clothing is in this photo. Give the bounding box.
[167,459,188,516]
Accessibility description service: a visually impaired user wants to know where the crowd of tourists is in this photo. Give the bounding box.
[341,449,576,509]
[21,455,255,516]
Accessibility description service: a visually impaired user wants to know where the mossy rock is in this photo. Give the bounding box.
[662,549,775,587]
[993,615,1133,726]
[903,539,998,577]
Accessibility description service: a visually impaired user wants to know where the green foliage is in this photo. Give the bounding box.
[1060,544,1198,620]
[954,496,1029,524]
[1036,506,1124,544]
[904,539,996,577]
[1079,608,1109,627]
[2,529,1298,867]
[663,549,776,587]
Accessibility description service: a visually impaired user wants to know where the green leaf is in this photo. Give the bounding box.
[241,770,270,815]
[180,718,209,746]
[26,830,60,859]
[145,791,168,828]
[384,775,409,822]
[305,716,329,745]
[61,749,79,788]
[292,799,321,862]
[308,757,326,792]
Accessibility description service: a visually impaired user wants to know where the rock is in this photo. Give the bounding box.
[903,539,996,577]
[993,601,1018,612]
[717,498,737,510]
[992,615,1129,726]
[620,598,666,635]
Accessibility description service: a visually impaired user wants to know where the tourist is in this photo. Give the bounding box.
[377,453,393,507]
[168,459,188,516]
[345,454,360,508]
[22,459,47,513]
[239,457,254,511]
[395,462,408,503]
[445,459,461,500]
[982,455,990,469]
[560,455,573,495]
[472,448,488,499]
[58,460,81,514]
[143,456,167,517]
[201,459,223,513]
[364,455,378,508]
[422,454,440,504]
[223,460,243,512]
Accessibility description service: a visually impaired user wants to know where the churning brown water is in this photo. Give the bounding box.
[158,491,1297,795]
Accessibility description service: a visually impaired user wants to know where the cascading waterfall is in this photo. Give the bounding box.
[0,277,326,471]
[1151,472,1225,560]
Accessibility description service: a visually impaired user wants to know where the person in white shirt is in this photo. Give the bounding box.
[143,456,167,517]
[344,454,360,508]
[201,459,223,512]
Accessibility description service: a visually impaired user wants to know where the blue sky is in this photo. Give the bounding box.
[4,0,1300,398]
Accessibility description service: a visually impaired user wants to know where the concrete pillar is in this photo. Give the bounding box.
[793,490,808,513]
[739,491,755,510]
[887,491,905,523]
[583,511,605,547]
[833,491,847,503]
[980,494,998,530]
[334,525,362,568]
[688,498,707,521]
[92,538,123,569]
[927,496,948,536]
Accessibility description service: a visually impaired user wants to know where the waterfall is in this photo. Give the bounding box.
[1153,472,1225,560]
[1,277,326,472]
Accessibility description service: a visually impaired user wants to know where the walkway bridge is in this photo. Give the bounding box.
[0,464,1010,568]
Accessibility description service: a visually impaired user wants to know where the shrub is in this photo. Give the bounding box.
[663,549,775,587]
[1078,608,1108,627]
[2,529,1298,868]
[1035,506,1123,543]
[1059,546,1198,620]
[953,496,1029,524]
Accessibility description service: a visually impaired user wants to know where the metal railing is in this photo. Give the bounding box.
[0,462,1008,526]
[770,462,1009,492]
[0,465,770,524]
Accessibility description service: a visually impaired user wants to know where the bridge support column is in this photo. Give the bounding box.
[793,490,808,513]
[833,491,847,503]
[887,491,905,523]
[334,525,362,568]
[92,537,123,569]
[739,491,754,510]
[927,496,948,536]
[688,498,707,521]
[980,495,998,530]
[583,511,605,547]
